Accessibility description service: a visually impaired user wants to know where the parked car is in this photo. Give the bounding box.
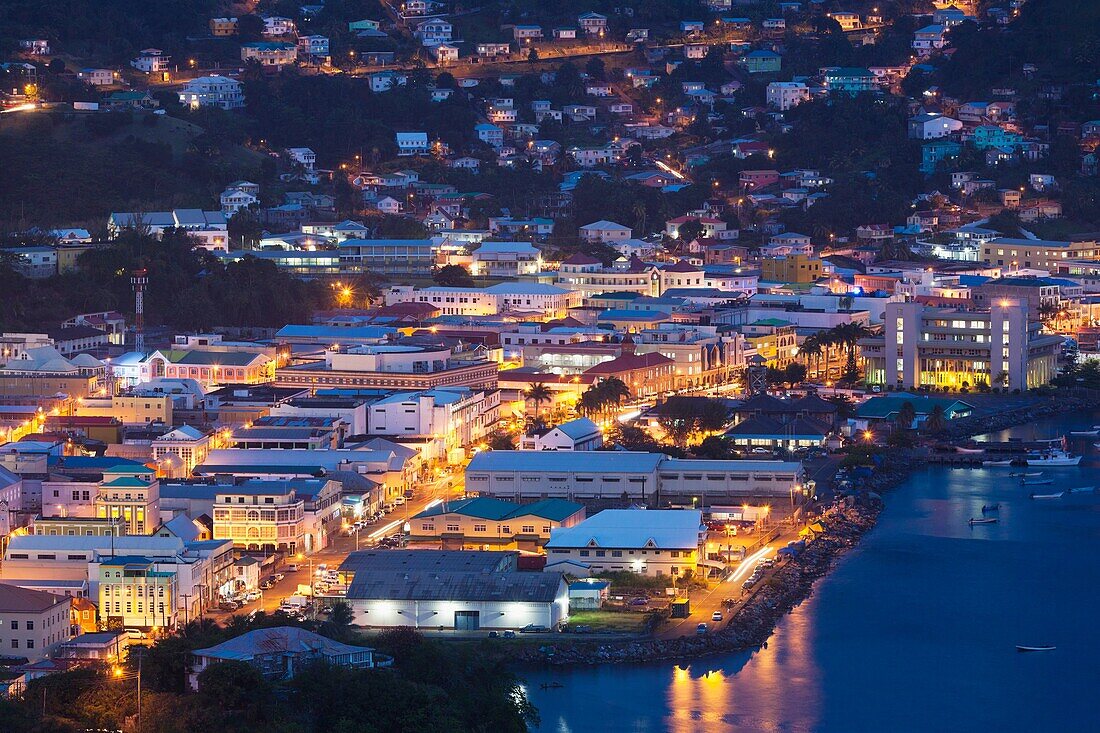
[502,630,517,639]
[217,601,240,612]
[520,624,550,634]
[124,628,147,640]
[245,591,261,601]
[696,623,708,635]
[260,578,276,590]
[393,496,406,506]
[629,596,649,606]
[711,611,723,622]
[487,630,500,638]
[286,564,300,572]
[273,573,285,582]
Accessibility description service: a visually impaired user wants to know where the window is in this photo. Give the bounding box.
[26,621,33,630]
[10,640,17,649]
[522,525,535,533]
[612,550,623,557]
[473,524,487,532]
[10,621,17,630]
[579,550,590,557]
[446,524,459,532]
[26,640,34,649]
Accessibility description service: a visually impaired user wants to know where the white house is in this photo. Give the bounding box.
[286,147,317,171]
[370,70,408,93]
[262,15,297,36]
[220,186,259,217]
[416,19,453,44]
[131,49,170,74]
[430,43,459,65]
[577,12,608,36]
[766,81,809,111]
[77,68,116,86]
[475,123,504,148]
[395,131,429,156]
[520,417,603,451]
[546,509,705,577]
[580,220,632,242]
[178,75,245,110]
[907,113,963,139]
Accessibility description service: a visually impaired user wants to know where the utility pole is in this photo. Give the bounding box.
[131,269,148,354]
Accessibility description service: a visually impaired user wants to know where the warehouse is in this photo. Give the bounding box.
[345,568,568,630]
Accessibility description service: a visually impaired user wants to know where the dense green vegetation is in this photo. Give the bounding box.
[0,230,327,331]
[0,614,537,733]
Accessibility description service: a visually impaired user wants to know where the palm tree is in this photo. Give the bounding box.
[896,401,917,431]
[800,334,822,380]
[923,404,948,435]
[523,382,552,421]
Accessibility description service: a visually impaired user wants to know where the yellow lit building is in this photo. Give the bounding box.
[78,395,173,425]
[97,557,178,631]
[95,466,160,535]
[761,254,823,283]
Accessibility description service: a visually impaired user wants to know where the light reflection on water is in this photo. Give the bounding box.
[524,413,1100,732]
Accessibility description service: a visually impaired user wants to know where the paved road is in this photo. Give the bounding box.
[204,473,467,622]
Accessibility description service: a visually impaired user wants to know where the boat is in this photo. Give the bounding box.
[981,503,1001,512]
[968,517,998,525]
[1016,645,1056,652]
[1022,479,1053,485]
[1009,471,1041,477]
[1067,486,1097,493]
[1069,429,1099,436]
[955,446,985,454]
[982,459,1013,466]
[1025,449,1081,466]
[1029,492,1065,499]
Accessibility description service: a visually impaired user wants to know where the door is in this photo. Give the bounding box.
[454,610,480,630]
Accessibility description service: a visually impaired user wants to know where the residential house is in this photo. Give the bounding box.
[178,75,245,110]
[577,12,608,36]
[908,113,963,139]
[241,42,298,67]
[131,49,170,74]
[77,68,116,86]
[766,81,809,111]
[395,132,429,156]
[580,220,632,243]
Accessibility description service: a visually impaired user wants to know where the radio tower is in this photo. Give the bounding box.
[131,269,148,353]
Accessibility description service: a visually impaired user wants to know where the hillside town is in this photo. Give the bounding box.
[1,0,1099,730]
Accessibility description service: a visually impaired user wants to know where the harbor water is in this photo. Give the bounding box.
[523,413,1100,732]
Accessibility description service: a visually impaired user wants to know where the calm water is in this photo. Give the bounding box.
[524,413,1100,732]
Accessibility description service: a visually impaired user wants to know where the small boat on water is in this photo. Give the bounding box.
[1069,428,1099,436]
[981,503,1001,512]
[1030,492,1065,499]
[1009,471,1041,477]
[1022,479,1053,485]
[1067,486,1097,493]
[983,459,1013,466]
[968,517,998,525]
[1025,449,1081,466]
[1016,645,1056,652]
[956,446,985,454]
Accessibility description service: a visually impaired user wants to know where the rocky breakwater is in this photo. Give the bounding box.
[944,392,1100,441]
[518,505,881,667]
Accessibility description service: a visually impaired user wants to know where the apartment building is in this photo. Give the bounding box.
[861,300,1061,391]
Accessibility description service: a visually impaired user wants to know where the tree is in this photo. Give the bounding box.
[523,382,553,420]
[674,218,704,245]
[486,429,516,450]
[528,48,538,62]
[237,14,265,42]
[654,397,731,446]
[923,404,948,435]
[895,401,917,431]
[328,600,354,628]
[432,264,474,287]
[585,57,606,81]
[196,661,272,732]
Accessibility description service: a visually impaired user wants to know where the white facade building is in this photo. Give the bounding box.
[178,75,245,110]
[546,509,704,577]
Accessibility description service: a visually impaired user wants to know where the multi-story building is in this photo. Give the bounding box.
[275,343,498,392]
[178,75,245,110]
[151,426,212,478]
[366,388,498,461]
[761,254,823,283]
[981,237,1100,271]
[131,49,170,74]
[339,239,437,276]
[240,42,298,67]
[77,394,173,424]
[212,478,341,553]
[467,452,803,507]
[33,516,127,537]
[209,17,238,36]
[766,81,809,111]
[546,510,704,577]
[0,584,73,661]
[385,283,580,318]
[409,497,585,551]
[97,556,177,631]
[861,300,1061,391]
[95,466,160,535]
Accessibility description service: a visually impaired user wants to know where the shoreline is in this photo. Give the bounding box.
[514,394,1100,669]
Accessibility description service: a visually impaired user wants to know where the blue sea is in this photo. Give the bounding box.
[523,413,1100,732]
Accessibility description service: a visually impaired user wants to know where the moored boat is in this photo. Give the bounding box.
[1025,449,1081,466]
[981,503,1000,512]
[983,459,1013,466]
[1022,479,1053,485]
[955,446,985,454]
[1069,429,1099,436]
[1016,645,1056,652]
[1029,492,1064,499]
[968,517,998,525]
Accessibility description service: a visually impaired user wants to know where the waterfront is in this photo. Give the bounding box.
[524,413,1100,732]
